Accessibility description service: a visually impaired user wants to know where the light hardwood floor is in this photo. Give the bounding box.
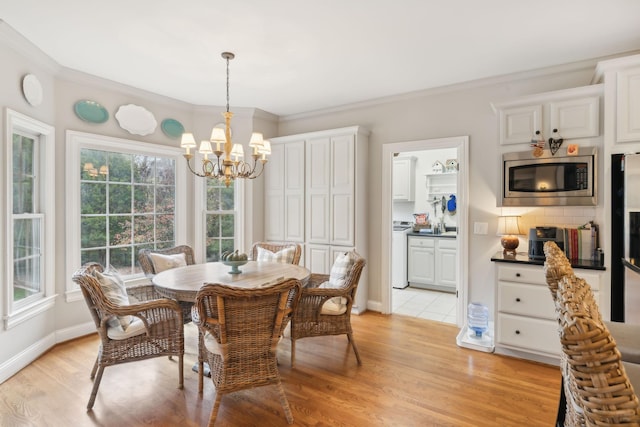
[0,313,561,426]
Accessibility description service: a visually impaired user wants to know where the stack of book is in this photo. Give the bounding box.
[563,223,599,261]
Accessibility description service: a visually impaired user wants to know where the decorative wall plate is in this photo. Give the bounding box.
[74,100,109,123]
[22,74,43,106]
[161,118,185,139]
[115,104,157,136]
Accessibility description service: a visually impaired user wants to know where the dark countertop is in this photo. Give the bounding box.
[406,231,457,239]
[490,251,605,271]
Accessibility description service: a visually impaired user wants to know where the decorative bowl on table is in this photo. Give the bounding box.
[221,259,248,274]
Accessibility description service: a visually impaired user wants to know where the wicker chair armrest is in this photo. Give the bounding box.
[126,284,163,302]
[296,287,352,316]
[301,286,350,298]
[104,297,183,324]
[306,273,330,289]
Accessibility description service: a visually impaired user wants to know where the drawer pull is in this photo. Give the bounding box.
[515,330,521,335]
[516,273,521,277]
[516,298,521,302]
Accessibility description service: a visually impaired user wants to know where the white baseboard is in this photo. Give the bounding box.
[0,333,55,384]
[0,321,95,384]
[366,300,382,313]
[56,321,95,343]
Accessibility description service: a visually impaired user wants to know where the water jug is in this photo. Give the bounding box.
[468,302,489,338]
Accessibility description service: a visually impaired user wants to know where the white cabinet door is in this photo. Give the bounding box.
[306,244,331,274]
[393,157,415,201]
[331,135,355,246]
[617,67,640,142]
[306,137,331,243]
[436,239,457,288]
[265,140,305,242]
[264,143,285,241]
[499,104,542,145]
[284,141,305,242]
[408,237,435,285]
[549,96,599,139]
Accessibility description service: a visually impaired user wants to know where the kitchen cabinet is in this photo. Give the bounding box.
[494,262,601,363]
[493,85,602,145]
[268,126,369,314]
[593,55,640,145]
[407,235,457,292]
[436,238,457,288]
[264,139,305,243]
[616,66,640,142]
[498,104,542,145]
[393,156,416,201]
[408,236,435,286]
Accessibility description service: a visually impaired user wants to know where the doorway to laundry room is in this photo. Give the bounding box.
[382,136,468,327]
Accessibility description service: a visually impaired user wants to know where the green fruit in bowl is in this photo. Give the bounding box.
[224,250,248,262]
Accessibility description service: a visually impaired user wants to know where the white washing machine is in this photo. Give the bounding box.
[392,222,411,289]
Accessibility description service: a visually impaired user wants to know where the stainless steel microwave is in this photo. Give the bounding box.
[501,147,597,206]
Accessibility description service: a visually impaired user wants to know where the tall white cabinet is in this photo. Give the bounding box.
[264,139,305,243]
[266,126,369,314]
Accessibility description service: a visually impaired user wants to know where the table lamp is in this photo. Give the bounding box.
[497,215,523,255]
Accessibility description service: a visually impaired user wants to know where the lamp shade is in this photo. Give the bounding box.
[496,215,523,236]
[210,127,226,143]
[180,133,197,148]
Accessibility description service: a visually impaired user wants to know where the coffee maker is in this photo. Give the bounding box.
[528,226,565,260]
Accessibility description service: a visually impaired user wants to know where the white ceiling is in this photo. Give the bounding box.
[2,0,640,116]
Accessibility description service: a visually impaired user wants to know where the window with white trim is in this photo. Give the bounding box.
[4,109,56,329]
[66,131,186,299]
[204,179,236,261]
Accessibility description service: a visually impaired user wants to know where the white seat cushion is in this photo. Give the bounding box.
[107,317,147,340]
[320,298,348,315]
[318,280,348,315]
[149,252,187,273]
[256,246,295,264]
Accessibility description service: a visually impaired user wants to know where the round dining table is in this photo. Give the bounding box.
[152,261,311,302]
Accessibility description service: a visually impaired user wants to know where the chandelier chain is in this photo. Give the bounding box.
[226,54,230,113]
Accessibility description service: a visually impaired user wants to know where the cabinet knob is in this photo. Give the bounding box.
[515,273,521,277]
[515,298,521,302]
[515,330,521,335]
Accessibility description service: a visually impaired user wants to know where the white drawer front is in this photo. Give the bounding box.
[437,238,457,249]
[497,265,546,286]
[498,282,556,320]
[497,313,560,356]
[408,236,435,248]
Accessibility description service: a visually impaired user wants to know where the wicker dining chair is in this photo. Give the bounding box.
[290,250,366,367]
[194,279,302,426]
[249,242,302,265]
[138,245,196,323]
[556,273,640,426]
[72,262,184,410]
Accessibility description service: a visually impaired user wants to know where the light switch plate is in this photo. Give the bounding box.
[474,222,489,235]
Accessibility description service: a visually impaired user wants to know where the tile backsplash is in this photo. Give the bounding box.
[500,206,599,251]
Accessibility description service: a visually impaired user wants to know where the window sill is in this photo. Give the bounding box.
[4,294,57,330]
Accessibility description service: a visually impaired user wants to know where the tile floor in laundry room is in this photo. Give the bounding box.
[392,286,457,324]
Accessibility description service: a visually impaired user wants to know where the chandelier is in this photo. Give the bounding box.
[180,52,270,187]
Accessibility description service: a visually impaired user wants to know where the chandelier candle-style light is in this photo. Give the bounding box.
[180,52,270,187]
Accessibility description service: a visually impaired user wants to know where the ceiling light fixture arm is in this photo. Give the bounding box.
[179,51,270,187]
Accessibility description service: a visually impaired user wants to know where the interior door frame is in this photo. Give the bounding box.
[380,136,469,327]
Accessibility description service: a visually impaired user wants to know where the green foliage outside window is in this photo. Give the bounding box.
[205,180,235,261]
[12,133,42,302]
[80,148,176,275]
